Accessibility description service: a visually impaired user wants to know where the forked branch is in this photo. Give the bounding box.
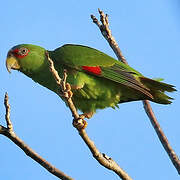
[46,52,133,180]
[91,8,180,175]
[0,93,74,180]
[91,9,127,64]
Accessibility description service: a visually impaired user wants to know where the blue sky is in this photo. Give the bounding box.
[1,0,180,179]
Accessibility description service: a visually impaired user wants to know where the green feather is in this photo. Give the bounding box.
[6,44,176,116]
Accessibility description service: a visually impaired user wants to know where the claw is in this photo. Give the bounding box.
[73,118,88,130]
[66,83,71,91]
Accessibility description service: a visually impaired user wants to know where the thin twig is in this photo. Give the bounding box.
[91,8,127,64]
[0,93,74,180]
[4,92,13,131]
[91,8,180,175]
[46,52,132,180]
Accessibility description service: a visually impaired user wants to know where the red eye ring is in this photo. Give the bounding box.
[12,47,30,58]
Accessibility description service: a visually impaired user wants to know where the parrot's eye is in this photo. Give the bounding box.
[18,48,29,56]
[12,47,30,58]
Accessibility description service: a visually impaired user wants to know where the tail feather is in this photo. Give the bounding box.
[139,77,176,104]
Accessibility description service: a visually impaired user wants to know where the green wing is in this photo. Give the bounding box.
[51,44,153,99]
[101,64,153,98]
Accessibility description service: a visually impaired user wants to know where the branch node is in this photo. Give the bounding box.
[102,153,112,161]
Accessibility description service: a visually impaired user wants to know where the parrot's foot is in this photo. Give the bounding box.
[65,83,73,98]
[73,118,88,130]
[73,112,93,130]
[79,112,94,119]
[60,83,73,98]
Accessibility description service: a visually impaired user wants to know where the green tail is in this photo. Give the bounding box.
[139,77,176,104]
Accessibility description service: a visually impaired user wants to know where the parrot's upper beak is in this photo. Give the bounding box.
[6,52,20,73]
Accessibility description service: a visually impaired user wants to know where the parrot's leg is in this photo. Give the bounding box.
[79,112,94,119]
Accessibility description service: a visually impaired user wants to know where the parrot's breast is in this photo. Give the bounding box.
[68,71,121,114]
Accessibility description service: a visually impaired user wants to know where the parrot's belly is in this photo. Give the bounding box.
[70,73,121,114]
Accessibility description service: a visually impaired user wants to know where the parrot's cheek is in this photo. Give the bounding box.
[6,56,20,73]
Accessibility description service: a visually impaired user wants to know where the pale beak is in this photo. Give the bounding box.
[6,55,20,73]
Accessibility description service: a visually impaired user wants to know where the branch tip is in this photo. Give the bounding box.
[98,8,102,14]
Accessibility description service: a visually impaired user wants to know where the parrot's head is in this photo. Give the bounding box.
[6,44,47,74]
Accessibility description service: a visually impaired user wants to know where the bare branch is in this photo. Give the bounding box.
[46,52,79,120]
[91,8,127,64]
[4,92,13,131]
[79,130,132,180]
[143,100,180,174]
[91,8,180,175]
[0,93,74,180]
[46,52,133,180]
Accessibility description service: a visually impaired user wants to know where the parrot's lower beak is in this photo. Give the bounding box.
[6,56,20,73]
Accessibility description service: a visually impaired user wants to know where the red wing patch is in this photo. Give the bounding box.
[82,66,102,75]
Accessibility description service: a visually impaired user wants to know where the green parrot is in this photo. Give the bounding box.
[6,44,176,118]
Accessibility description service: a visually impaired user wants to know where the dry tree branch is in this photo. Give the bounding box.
[46,52,79,120]
[0,93,74,180]
[91,8,180,175]
[143,101,180,174]
[46,52,133,180]
[91,9,127,64]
